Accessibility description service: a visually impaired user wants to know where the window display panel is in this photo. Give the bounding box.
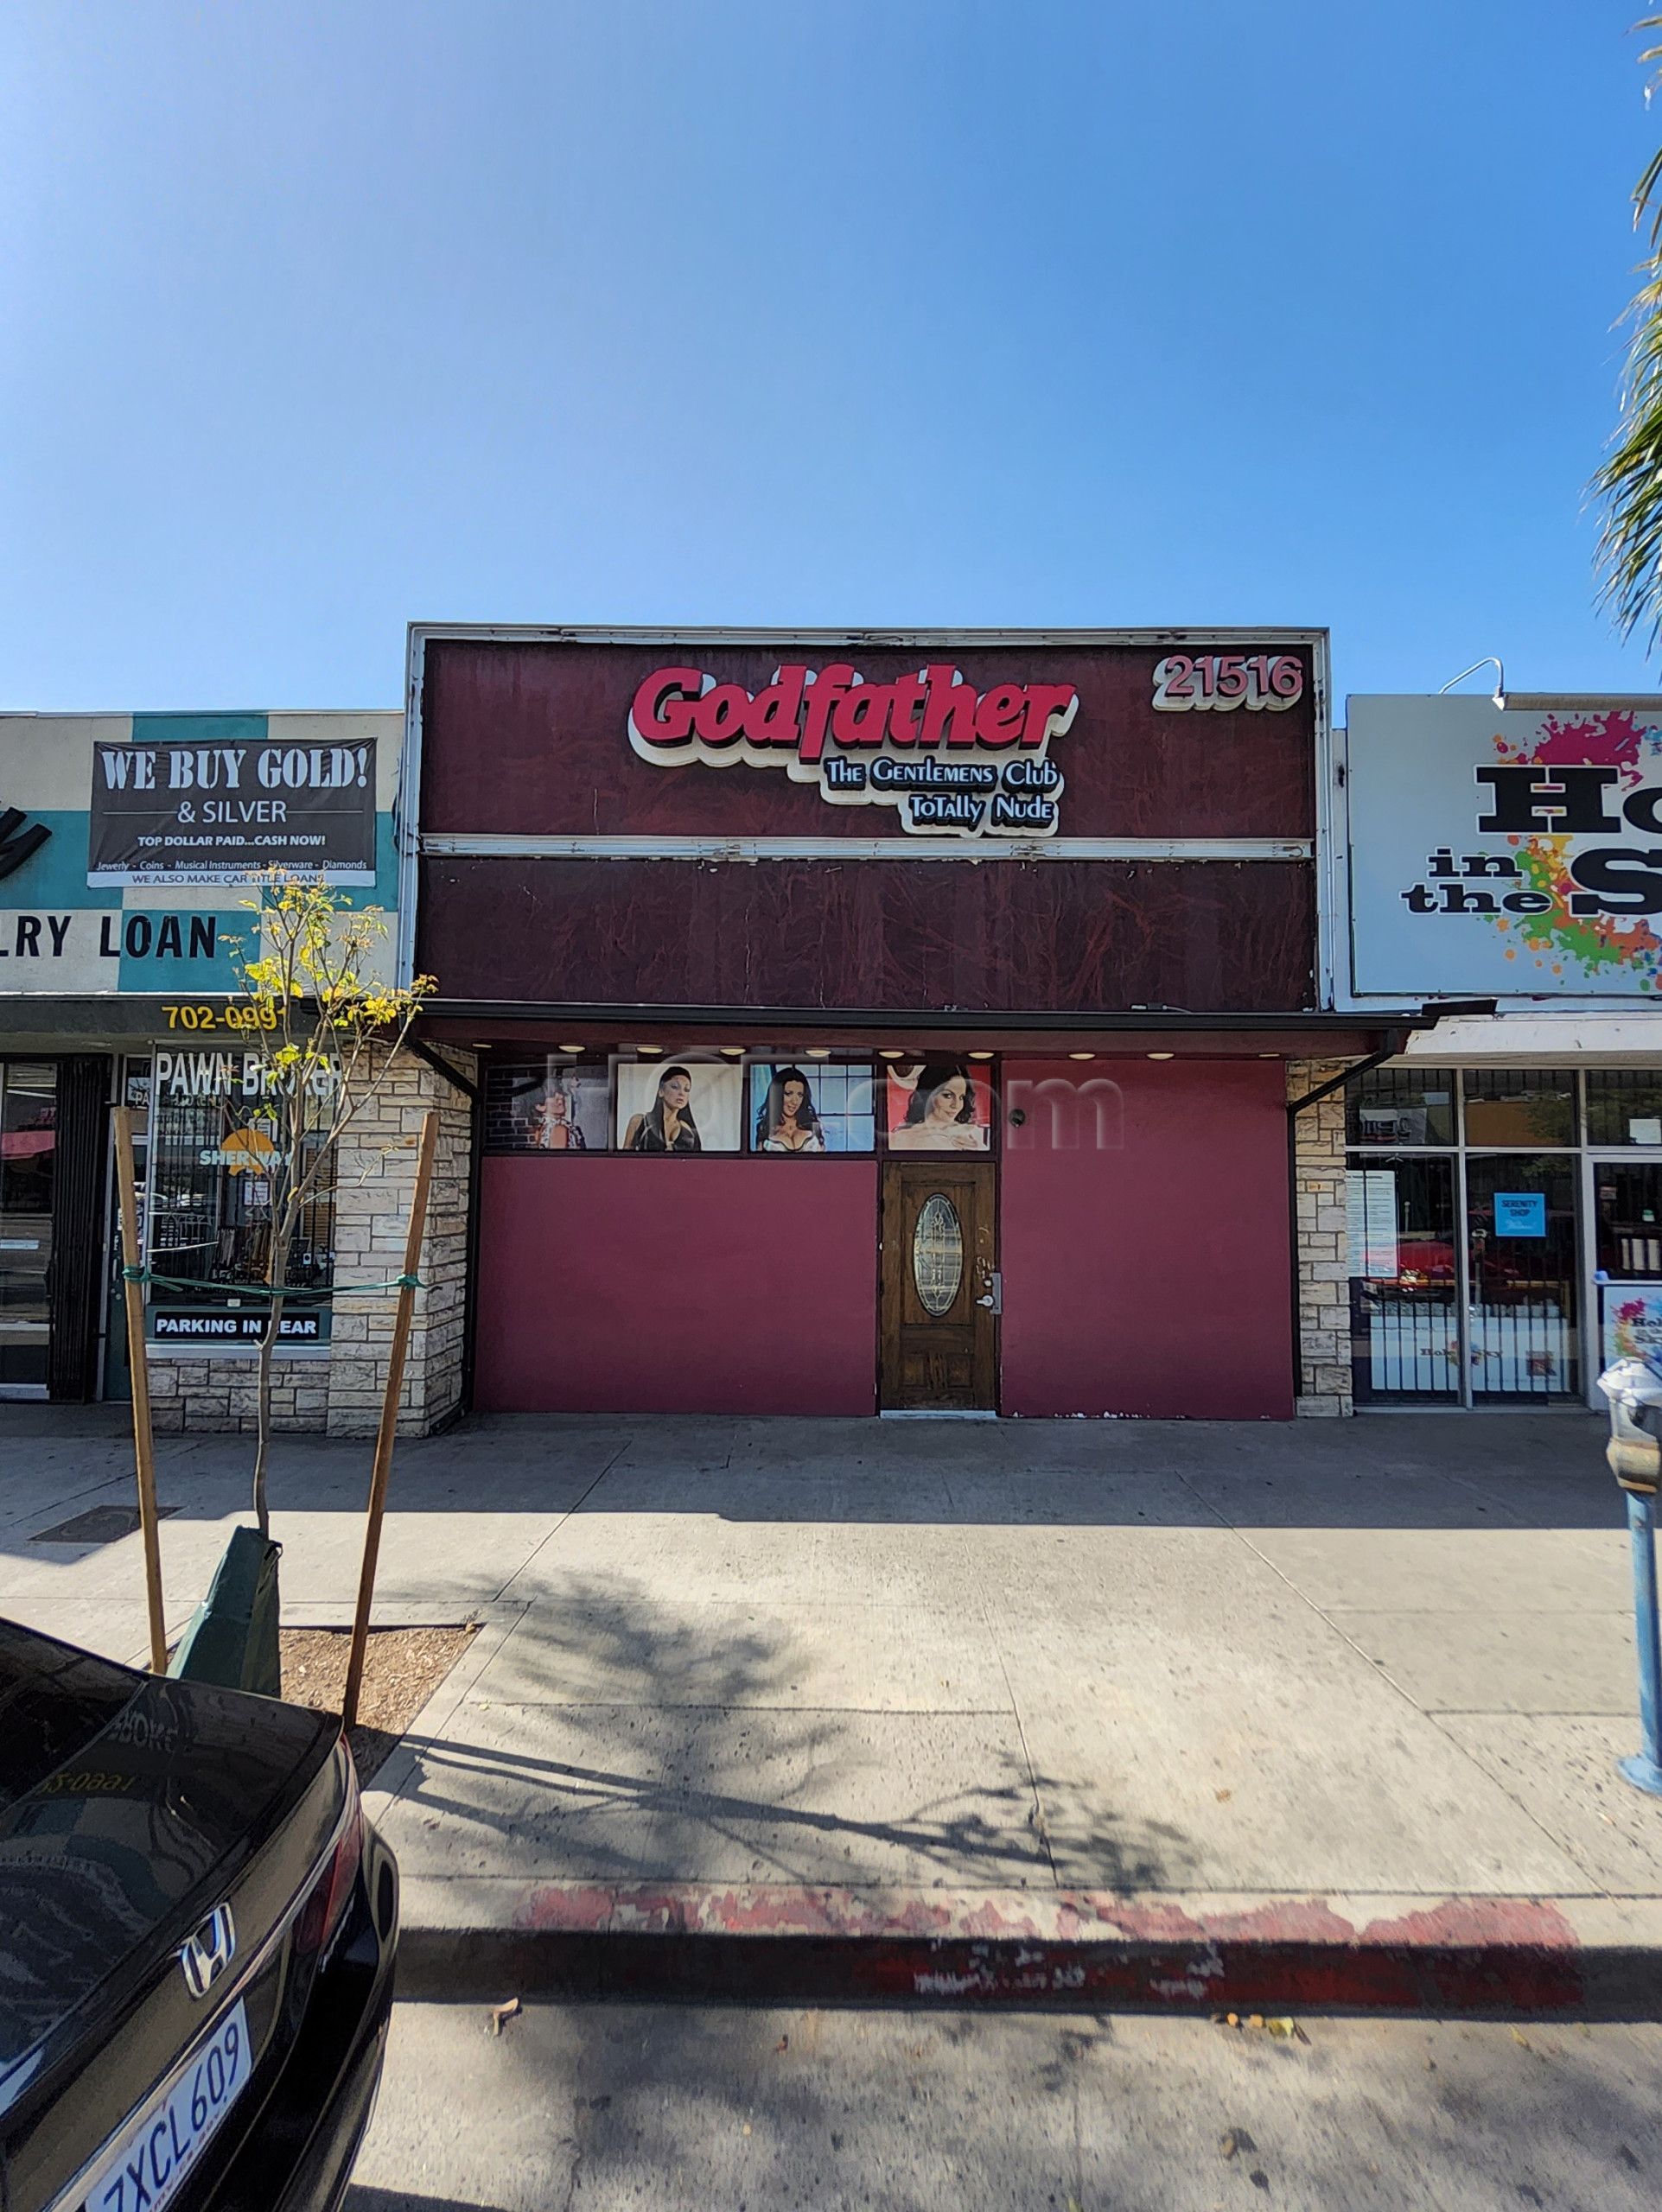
[485,1058,610,1152]
[0,1062,56,1390]
[1345,1068,1455,1148]
[883,1061,994,1153]
[1596,1162,1662,1278]
[1464,1154,1579,1399]
[1587,1071,1662,1148]
[146,1046,336,1344]
[1346,1154,1459,1402]
[614,1058,743,1153]
[748,1063,876,1154]
[1461,1070,1577,1149]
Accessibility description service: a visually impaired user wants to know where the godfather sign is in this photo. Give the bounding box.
[627,663,1080,837]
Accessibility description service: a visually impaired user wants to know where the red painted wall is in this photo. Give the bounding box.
[421,638,1317,842]
[415,635,1321,1020]
[999,1059,1294,1420]
[421,856,1315,1016]
[474,1157,878,1415]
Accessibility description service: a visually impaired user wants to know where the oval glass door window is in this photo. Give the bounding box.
[913,1192,964,1316]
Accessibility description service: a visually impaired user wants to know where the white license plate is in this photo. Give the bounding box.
[80,1999,251,2212]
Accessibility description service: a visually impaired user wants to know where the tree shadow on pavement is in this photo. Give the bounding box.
[375,1574,1190,1895]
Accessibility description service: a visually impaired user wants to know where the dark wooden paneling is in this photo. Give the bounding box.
[418,856,1317,1014]
[48,1054,110,1402]
[420,638,1316,842]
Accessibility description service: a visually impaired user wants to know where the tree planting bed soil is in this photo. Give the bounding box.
[278,1623,479,1782]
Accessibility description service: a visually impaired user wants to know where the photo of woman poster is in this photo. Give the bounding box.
[614,1058,743,1153]
[484,1059,610,1152]
[754,1066,824,1152]
[885,1061,991,1152]
[747,1063,876,1153]
[528,1069,592,1149]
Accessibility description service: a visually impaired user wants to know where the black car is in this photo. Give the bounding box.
[0,1618,398,2212]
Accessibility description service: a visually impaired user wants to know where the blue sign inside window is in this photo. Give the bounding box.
[1494,1192,1547,1238]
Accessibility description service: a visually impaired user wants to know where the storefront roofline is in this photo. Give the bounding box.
[0,995,230,1045]
[418,1004,1410,1058]
[1394,1010,1662,1066]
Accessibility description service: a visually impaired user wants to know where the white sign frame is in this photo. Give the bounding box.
[1324,694,1662,1011]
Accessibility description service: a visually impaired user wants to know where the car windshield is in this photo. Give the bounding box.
[0,1621,141,1813]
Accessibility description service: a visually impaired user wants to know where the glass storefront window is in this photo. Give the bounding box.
[1596,1163,1662,1279]
[1345,1068,1456,1148]
[1461,1070,1577,1148]
[143,1050,336,1346]
[1586,1071,1662,1147]
[1347,1065,1589,1408]
[1464,1154,1579,1400]
[1347,1154,1459,1402]
[0,1062,56,1391]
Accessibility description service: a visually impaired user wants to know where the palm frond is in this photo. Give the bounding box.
[1594,256,1662,645]
[1590,20,1662,641]
[1634,20,1662,239]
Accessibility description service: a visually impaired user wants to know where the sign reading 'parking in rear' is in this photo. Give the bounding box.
[89,740,377,887]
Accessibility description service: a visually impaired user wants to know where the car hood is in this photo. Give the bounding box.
[0,1668,335,2092]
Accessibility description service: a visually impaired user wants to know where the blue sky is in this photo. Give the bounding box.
[2,2,1659,709]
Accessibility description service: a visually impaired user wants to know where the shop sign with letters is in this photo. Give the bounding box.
[627,664,1079,838]
[89,738,376,886]
[1345,696,1662,997]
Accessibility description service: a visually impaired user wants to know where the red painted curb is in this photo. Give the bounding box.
[394,1885,1662,2017]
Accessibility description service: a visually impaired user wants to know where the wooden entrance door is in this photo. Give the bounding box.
[880,1160,997,1411]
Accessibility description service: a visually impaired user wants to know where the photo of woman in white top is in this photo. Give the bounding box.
[755,1067,825,1153]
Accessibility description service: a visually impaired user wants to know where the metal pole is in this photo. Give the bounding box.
[112,1104,168,1674]
[1620,1489,1662,1796]
[341,1109,439,1733]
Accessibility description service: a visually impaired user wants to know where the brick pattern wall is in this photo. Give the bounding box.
[1289,1058,1353,1417]
[149,1046,476,1438]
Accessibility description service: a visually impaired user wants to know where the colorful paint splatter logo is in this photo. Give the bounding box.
[1611,1294,1662,1363]
[1489,711,1662,991]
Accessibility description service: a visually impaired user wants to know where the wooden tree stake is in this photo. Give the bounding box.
[112,1105,168,1673]
[341,1109,440,1732]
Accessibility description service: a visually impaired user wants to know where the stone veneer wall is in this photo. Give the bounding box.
[147,1046,476,1438]
[1289,1058,1353,1417]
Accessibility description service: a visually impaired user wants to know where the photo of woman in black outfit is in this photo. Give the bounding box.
[623,1065,702,1152]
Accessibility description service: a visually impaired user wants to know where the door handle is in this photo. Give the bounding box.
[976,1271,1003,1315]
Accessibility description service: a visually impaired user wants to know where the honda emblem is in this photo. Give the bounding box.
[179,1904,237,1999]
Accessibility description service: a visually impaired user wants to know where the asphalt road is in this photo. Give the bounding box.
[349,2001,1662,2211]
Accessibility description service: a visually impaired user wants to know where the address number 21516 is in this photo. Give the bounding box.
[1152,653,1304,712]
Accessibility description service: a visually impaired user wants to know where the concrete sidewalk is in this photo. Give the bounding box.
[5,1403,1660,2009]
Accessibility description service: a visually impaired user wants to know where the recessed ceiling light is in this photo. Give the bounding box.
[1148,1051,1175,1060]
[558,1044,583,1053]
[638,1044,662,1055]
[806,1048,831,1058]
[967,1051,995,1060]
[1068,1052,1094,1061]
[719,1046,745,1057]
[879,1050,906,1059]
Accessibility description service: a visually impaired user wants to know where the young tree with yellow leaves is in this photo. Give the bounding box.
[223,874,435,1537]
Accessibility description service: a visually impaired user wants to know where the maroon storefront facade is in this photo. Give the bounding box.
[404,626,1389,1421]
